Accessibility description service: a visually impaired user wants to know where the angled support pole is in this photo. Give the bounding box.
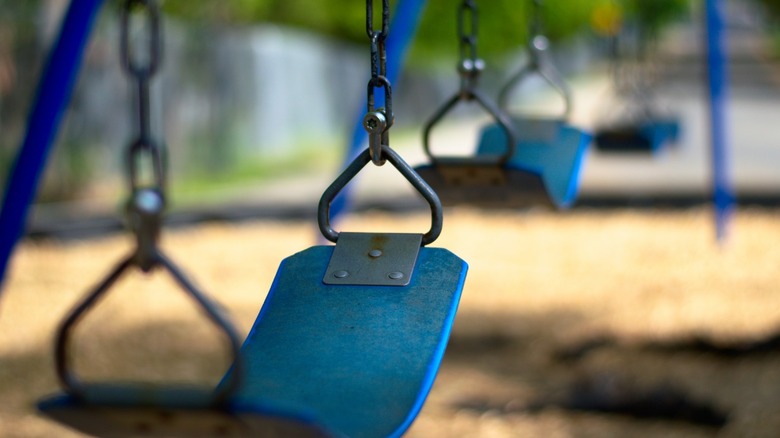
[330,0,429,221]
[0,0,105,293]
[705,0,734,243]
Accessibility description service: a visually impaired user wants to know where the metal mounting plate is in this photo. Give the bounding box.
[323,232,422,286]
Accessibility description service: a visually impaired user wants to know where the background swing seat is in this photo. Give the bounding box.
[39,386,334,437]
[222,243,467,438]
[476,117,591,209]
[414,158,551,209]
[594,117,680,154]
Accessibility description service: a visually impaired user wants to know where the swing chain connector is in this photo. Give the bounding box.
[365,0,393,166]
[126,187,164,272]
[457,0,484,97]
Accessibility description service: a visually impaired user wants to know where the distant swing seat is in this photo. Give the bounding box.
[594,117,680,154]
[413,81,559,209]
[414,158,552,209]
[476,117,591,209]
[464,20,591,210]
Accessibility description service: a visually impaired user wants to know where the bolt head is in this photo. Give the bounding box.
[363,112,386,133]
[388,271,404,280]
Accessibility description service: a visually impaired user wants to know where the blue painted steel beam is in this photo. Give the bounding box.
[0,0,105,292]
[330,0,428,221]
[705,0,734,243]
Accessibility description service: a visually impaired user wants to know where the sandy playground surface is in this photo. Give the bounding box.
[2,207,780,437]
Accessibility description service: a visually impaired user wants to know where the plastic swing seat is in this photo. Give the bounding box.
[226,241,465,438]
[476,117,591,209]
[594,118,680,154]
[464,7,590,210]
[413,84,557,209]
[218,147,466,438]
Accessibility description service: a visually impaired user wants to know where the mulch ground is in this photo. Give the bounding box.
[2,207,780,437]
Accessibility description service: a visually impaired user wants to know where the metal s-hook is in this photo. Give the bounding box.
[318,146,443,246]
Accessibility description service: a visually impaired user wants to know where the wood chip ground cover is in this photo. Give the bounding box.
[1,208,779,437]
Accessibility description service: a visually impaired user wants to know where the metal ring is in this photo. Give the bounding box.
[318,146,443,246]
[55,251,244,406]
[120,0,161,79]
[422,88,517,166]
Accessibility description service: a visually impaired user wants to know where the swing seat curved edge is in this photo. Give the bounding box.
[37,245,467,438]
[475,117,592,209]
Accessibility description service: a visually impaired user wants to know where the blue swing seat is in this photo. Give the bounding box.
[595,118,680,154]
[476,117,591,209]
[414,158,552,209]
[223,243,467,438]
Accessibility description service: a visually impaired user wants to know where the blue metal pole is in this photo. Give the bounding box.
[329,0,428,221]
[0,0,105,293]
[705,0,734,243]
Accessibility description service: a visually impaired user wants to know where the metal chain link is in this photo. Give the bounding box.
[457,0,484,94]
[364,0,393,166]
[120,0,164,270]
[121,0,163,193]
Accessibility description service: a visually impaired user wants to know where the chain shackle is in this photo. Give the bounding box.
[120,0,161,79]
[364,0,393,166]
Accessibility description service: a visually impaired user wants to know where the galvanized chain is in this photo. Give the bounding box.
[120,0,164,271]
[364,0,393,166]
[457,0,484,94]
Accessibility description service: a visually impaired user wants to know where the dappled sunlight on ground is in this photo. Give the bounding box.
[2,208,780,437]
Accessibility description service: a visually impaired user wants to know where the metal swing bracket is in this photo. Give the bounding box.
[323,232,422,287]
[318,145,442,287]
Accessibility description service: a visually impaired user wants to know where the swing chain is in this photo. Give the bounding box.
[364,0,393,166]
[121,0,165,271]
[457,0,484,95]
[528,0,549,64]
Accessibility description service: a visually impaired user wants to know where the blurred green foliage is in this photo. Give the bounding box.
[756,0,780,18]
[162,0,690,63]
